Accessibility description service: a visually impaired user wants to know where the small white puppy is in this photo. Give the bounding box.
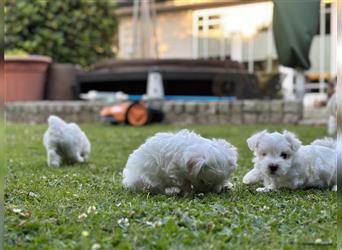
[122,129,238,195]
[243,130,336,192]
[43,115,91,167]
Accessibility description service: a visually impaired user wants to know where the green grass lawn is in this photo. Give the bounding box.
[5,123,336,250]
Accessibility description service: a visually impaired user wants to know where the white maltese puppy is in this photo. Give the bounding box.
[43,115,91,167]
[122,129,238,195]
[243,130,336,192]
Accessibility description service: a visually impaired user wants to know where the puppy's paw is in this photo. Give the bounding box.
[256,187,272,193]
[165,187,181,195]
[222,181,234,191]
[332,185,337,192]
[242,176,253,185]
[243,168,263,185]
[48,161,61,167]
[47,150,61,167]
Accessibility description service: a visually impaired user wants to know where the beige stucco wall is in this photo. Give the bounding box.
[118,17,133,58]
[118,10,193,59]
[117,2,332,76]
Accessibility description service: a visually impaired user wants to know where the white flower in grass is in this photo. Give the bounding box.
[12,208,22,213]
[145,221,153,226]
[117,218,130,227]
[145,220,162,227]
[315,238,322,244]
[155,220,162,227]
[78,213,88,220]
[92,243,101,250]
[87,206,97,214]
[28,192,39,198]
[260,205,270,211]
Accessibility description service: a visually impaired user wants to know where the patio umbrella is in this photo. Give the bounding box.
[272,0,320,70]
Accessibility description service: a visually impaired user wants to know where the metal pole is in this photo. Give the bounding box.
[141,0,150,58]
[295,69,306,101]
[231,34,242,62]
[330,0,337,78]
[150,0,159,59]
[248,37,254,73]
[220,29,226,60]
[203,15,209,59]
[266,24,273,73]
[279,65,295,101]
[219,15,226,61]
[319,1,326,93]
[192,13,199,59]
[131,0,140,58]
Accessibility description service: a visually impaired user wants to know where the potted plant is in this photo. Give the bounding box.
[3,49,52,102]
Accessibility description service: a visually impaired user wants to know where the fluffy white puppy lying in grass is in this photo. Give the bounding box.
[122,129,238,195]
[43,115,91,167]
[243,130,336,192]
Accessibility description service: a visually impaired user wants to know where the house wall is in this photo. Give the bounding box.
[118,10,193,59]
[309,35,331,73]
[242,31,277,62]
[117,2,333,79]
[118,17,134,58]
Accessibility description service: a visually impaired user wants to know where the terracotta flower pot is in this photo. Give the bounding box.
[3,55,52,102]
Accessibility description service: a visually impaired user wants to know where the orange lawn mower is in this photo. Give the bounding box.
[100,101,164,126]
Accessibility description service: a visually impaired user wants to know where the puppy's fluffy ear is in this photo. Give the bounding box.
[187,154,205,178]
[283,130,301,151]
[247,130,267,151]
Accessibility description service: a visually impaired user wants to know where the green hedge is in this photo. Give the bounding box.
[5,0,117,67]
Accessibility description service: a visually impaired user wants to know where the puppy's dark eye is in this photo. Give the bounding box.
[280,152,288,159]
[262,153,266,157]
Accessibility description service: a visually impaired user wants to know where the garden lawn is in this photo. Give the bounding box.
[5,123,336,250]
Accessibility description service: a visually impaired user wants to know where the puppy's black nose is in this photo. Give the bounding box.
[269,164,278,173]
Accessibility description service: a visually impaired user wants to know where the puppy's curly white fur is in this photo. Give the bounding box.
[43,115,91,167]
[243,130,336,192]
[122,129,238,195]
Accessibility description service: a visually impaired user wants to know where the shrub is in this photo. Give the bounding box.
[5,48,28,56]
[5,0,117,67]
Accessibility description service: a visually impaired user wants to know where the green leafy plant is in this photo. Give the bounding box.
[4,48,28,56]
[5,0,117,67]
